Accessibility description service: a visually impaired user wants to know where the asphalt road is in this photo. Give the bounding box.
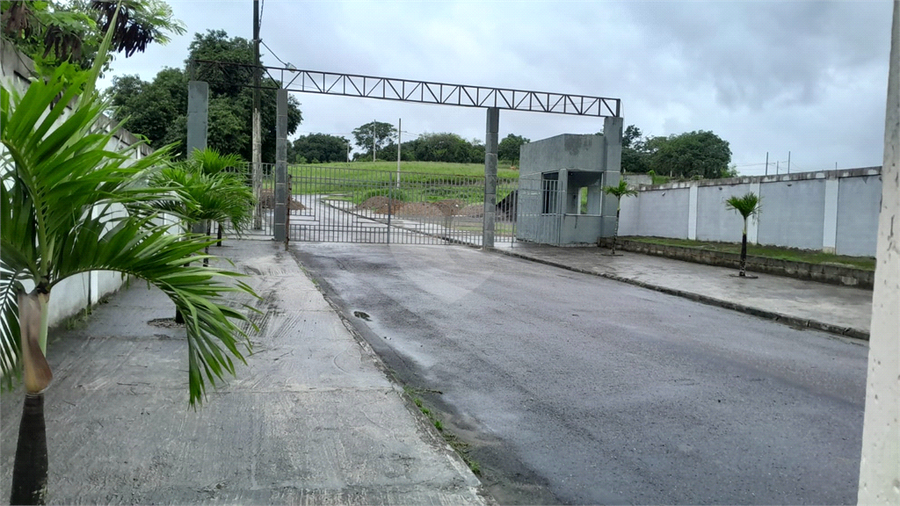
[293,243,868,505]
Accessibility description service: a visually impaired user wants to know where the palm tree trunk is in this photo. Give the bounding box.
[739,219,748,277]
[216,221,223,247]
[11,394,48,505]
[12,291,53,504]
[612,207,621,254]
[204,220,211,267]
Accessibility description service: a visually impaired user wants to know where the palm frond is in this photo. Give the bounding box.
[725,192,761,219]
[1,39,259,404]
[603,179,639,199]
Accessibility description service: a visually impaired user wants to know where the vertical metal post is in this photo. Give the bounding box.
[388,172,393,245]
[483,107,499,249]
[252,0,262,229]
[372,120,376,161]
[765,152,769,176]
[274,89,288,242]
[397,118,402,188]
[787,151,791,174]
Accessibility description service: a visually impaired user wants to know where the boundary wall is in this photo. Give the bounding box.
[1,42,155,328]
[618,167,883,257]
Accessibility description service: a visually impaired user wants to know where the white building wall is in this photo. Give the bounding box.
[619,168,882,257]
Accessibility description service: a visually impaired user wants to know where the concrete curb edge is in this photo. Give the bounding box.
[495,249,870,342]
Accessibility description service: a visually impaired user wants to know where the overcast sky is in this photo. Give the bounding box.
[98,0,894,176]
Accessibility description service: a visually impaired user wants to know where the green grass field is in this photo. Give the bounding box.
[301,161,520,179]
[289,161,518,205]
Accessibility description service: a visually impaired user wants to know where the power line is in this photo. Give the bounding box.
[260,39,291,68]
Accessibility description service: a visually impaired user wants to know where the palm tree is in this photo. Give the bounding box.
[150,159,253,264]
[725,192,761,277]
[1,33,256,504]
[186,148,252,246]
[603,179,639,254]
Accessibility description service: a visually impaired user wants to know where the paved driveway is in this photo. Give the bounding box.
[294,243,868,505]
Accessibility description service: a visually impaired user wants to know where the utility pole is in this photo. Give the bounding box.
[372,120,376,162]
[251,0,262,229]
[397,118,401,188]
[787,151,791,174]
[765,152,769,176]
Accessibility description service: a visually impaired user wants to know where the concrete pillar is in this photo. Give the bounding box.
[186,81,208,158]
[857,2,899,504]
[273,89,288,242]
[687,185,698,240]
[483,107,499,249]
[600,116,624,236]
[822,177,839,253]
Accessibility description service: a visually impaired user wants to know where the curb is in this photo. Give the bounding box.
[495,249,870,342]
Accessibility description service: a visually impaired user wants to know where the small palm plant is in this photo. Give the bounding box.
[603,179,639,254]
[151,156,254,260]
[725,192,761,277]
[1,26,257,504]
[187,148,252,246]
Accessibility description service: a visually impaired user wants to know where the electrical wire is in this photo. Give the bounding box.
[260,39,290,68]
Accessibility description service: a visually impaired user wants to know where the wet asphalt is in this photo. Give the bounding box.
[294,242,868,505]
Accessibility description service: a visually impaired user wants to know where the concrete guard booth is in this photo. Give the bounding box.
[516,117,623,246]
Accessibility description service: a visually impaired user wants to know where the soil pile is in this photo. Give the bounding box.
[258,189,306,210]
[396,202,445,218]
[358,196,405,214]
[458,203,484,217]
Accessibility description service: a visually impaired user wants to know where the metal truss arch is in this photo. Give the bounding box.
[190,59,621,118]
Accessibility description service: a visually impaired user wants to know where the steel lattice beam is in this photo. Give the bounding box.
[191,59,621,118]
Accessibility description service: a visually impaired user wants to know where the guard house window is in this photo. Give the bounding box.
[542,172,558,214]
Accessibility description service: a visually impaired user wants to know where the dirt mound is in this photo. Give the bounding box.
[358,196,405,214]
[258,189,306,210]
[396,202,445,218]
[458,203,484,218]
[433,199,465,216]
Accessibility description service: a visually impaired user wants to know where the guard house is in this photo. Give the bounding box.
[516,117,623,245]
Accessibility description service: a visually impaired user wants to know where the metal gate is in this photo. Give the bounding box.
[285,165,517,246]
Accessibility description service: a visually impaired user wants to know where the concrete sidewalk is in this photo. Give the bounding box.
[495,241,874,340]
[0,239,486,505]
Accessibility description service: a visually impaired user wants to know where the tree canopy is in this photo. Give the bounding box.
[108,29,302,161]
[498,133,530,164]
[406,132,484,164]
[1,0,185,76]
[351,121,396,159]
[289,133,349,163]
[619,125,734,179]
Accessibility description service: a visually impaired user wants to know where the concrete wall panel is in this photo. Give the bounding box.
[757,179,826,250]
[629,188,690,239]
[696,183,752,242]
[836,175,882,257]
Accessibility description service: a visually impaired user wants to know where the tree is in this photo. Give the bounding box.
[410,132,478,163]
[498,134,530,164]
[352,121,396,159]
[1,0,185,76]
[289,133,349,163]
[108,29,302,161]
[602,179,638,255]
[648,130,732,179]
[725,192,761,277]
[1,34,256,503]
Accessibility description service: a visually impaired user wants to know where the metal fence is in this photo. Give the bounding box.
[286,165,518,246]
[516,173,564,245]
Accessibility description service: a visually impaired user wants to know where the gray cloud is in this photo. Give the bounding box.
[98,0,893,175]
